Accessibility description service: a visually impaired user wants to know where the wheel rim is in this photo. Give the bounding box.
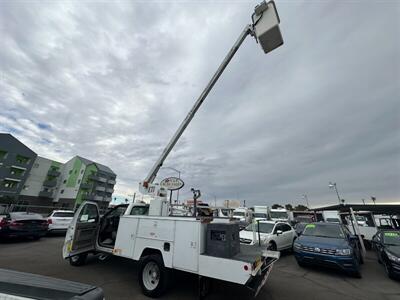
[143,261,160,291]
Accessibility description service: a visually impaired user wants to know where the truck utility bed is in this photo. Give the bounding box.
[0,268,104,300]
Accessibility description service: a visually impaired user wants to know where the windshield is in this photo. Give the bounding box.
[254,213,267,218]
[383,232,400,246]
[233,212,245,217]
[302,224,345,238]
[244,223,275,233]
[270,211,287,219]
[53,212,74,218]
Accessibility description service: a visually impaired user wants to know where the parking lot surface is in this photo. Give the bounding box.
[0,236,398,300]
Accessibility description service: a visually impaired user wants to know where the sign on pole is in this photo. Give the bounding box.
[160,177,184,191]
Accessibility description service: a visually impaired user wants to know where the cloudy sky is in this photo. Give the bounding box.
[1,0,399,207]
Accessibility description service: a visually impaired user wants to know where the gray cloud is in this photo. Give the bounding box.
[1,0,399,207]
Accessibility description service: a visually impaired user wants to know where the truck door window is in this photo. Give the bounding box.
[78,204,98,223]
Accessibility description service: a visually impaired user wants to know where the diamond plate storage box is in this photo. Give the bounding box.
[206,223,240,258]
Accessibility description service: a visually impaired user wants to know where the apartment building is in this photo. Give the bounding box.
[19,156,63,207]
[0,133,116,211]
[54,156,116,211]
[0,133,37,204]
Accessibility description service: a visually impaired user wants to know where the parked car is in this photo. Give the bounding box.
[294,223,363,277]
[372,229,400,279]
[239,220,297,251]
[0,212,48,239]
[47,210,75,233]
[294,222,307,236]
[0,267,104,299]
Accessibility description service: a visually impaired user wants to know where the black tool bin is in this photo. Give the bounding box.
[206,223,240,258]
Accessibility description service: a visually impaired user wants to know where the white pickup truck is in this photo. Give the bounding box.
[63,201,279,297]
[63,1,284,297]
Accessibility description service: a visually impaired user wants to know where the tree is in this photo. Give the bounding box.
[272,204,284,209]
[294,204,308,211]
[285,204,293,211]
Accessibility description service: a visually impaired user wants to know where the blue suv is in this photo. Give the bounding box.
[294,222,363,277]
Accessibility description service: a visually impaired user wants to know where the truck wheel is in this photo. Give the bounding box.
[139,254,170,297]
[69,253,88,266]
[267,241,277,251]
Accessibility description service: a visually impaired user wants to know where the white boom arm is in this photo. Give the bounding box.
[141,1,283,189]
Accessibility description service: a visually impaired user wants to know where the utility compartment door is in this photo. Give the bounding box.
[173,221,199,272]
[114,216,139,258]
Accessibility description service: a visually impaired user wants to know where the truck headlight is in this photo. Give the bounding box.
[386,251,400,263]
[293,242,302,249]
[336,248,351,256]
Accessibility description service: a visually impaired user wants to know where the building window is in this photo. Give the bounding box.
[69,170,72,174]
[60,189,64,194]
[4,181,18,188]
[16,155,30,164]
[63,180,66,184]
[0,149,8,159]
[81,169,84,174]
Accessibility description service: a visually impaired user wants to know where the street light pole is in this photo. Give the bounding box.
[329,182,342,205]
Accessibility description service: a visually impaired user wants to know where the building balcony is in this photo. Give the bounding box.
[80,183,92,189]
[43,180,57,187]
[0,186,18,194]
[8,172,24,180]
[88,174,107,183]
[47,169,61,177]
[106,188,114,193]
[39,191,53,198]
[95,186,106,192]
[83,194,104,202]
[10,163,27,170]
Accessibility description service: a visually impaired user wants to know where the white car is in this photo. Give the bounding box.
[239,221,297,251]
[47,210,74,232]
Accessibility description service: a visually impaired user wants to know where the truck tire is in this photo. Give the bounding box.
[139,254,170,298]
[69,253,88,266]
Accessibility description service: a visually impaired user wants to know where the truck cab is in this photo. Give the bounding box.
[232,207,253,224]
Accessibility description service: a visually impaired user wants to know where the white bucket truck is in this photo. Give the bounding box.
[63,1,284,297]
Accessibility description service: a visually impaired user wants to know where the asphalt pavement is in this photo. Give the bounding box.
[0,235,398,300]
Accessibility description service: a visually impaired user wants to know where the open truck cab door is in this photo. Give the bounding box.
[63,201,100,260]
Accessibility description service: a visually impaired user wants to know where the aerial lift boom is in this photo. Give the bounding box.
[140,1,283,192]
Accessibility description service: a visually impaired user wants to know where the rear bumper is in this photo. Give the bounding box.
[48,225,68,231]
[245,260,274,297]
[245,252,279,297]
[0,229,47,238]
[294,250,358,271]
